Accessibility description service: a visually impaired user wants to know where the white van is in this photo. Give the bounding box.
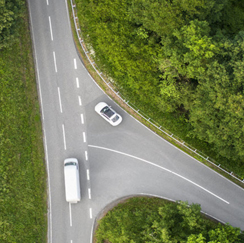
[64,158,81,203]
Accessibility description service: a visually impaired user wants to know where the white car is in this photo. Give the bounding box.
[95,102,122,126]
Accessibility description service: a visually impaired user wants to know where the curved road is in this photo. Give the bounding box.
[27,0,244,242]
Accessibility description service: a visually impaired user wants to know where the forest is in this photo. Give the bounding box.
[76,0,244,175]
[95,197,244,242]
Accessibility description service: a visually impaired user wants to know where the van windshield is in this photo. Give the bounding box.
[65,162,76,166]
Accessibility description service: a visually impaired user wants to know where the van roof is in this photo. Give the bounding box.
[64,163,80,202]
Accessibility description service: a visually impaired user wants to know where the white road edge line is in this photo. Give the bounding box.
[89,208,92,219]
[88,145,230,204]
[44,131,52,242]
[69,203,72,227]
[139,192,227,225]
[88,188,91,199]
[85,151,88,160]
[53,51,57,72]
[48,16,53,41]
[76,77,79,88]
[78,96,82,106]
[57,87,63,113]
[27,4,51,241]
[62,124,67,150]
[87,169,90,180]
[83,132,86,143]
[74,58,77,69]
[81,114,84,124]
[90,221,94,243]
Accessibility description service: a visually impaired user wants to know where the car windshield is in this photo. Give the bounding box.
[101,106,115,118]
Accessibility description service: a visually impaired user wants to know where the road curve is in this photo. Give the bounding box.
[27,0,244,242]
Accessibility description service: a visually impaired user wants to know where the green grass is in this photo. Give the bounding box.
[0,4,47,243]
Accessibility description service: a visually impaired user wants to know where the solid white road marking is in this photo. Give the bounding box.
[78,96,82,106]
[80,114,84,124]
[57,87,63,113]
[87,169,90,180]
[89,208,92,219]
[88,145,230,204]
[28,8,52,242]
[53,51,57,72]
[83,132,86,143]
[76,77,79,88]
[85,151,88,160]
[74,58,77,69]
[69,203,72,227]
[48,16,53,41]
[88,188,91,199]
[139,192,226,225]
[62,124,66,150]
[90,221,94,243]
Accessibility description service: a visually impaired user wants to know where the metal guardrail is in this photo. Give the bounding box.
[70,0,244,184]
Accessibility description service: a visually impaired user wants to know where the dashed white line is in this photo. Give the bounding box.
[53,51,57,72]
[88,188,91,199]
[69,203,72,227]
[88,145,230,204]
[74,58,77,69]
[48,16,53,41]
[87,169,90,180]
[57,87,63,113]
[89,208,92,219]
[62,124,66,150]
[83,132,86,143]
[76,77,79,88]
[46,0,49,5]
[78,96,82,106]
[85,151,88,160]
[80,114,84,124]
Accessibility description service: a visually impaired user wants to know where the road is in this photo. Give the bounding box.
[27,0,244,242]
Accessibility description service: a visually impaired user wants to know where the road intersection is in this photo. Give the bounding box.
[27,0,244,242]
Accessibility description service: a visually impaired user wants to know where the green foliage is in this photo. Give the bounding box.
[221,0,244,35]
[189,34,244,165]
[0,4,47,242]
[0,0,24,50]
[95,198,243,243]
[208,224,241,243]
[76,0,244,173]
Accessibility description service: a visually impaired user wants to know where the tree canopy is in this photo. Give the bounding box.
[77,0,244,173]
[0,0,24,50]
[95,198,244,243]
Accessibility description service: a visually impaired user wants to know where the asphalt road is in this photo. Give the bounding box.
[27,0,244,242]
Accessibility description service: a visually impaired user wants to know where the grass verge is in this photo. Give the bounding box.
[0,3,47,242]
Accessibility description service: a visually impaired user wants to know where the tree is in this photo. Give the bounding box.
[187,234,206,243]
[188,34,244,165]
[208,224,242,243]
[95,199,243,242]
[158,20,220,112]
[0,0,24,49]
